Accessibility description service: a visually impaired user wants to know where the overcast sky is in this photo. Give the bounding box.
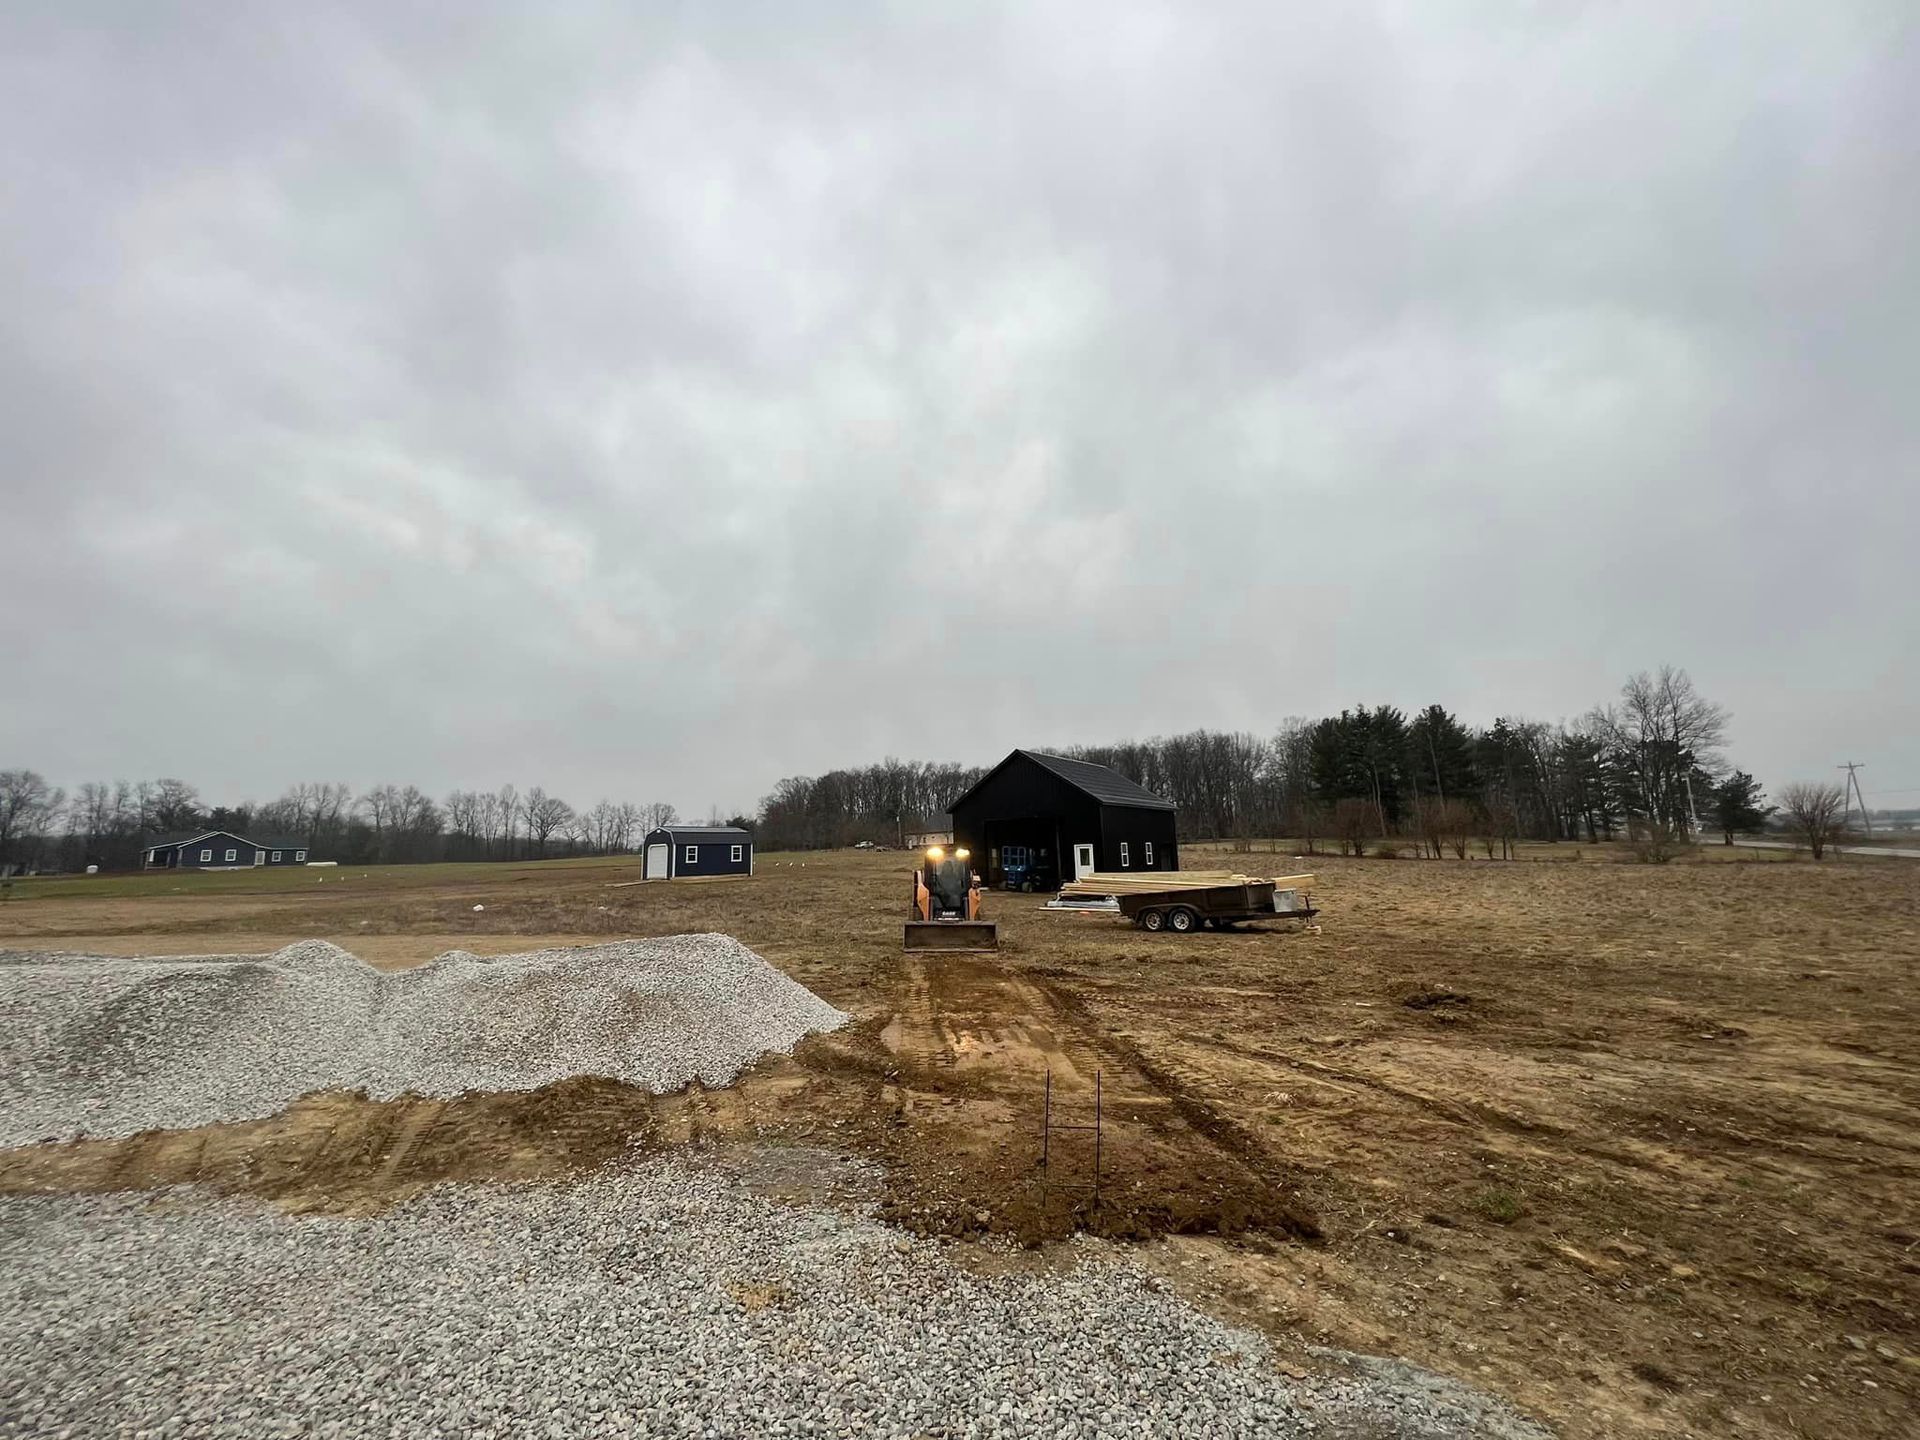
[3,2,1915,818]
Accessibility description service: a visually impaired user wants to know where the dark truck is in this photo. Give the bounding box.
[1045,872,1317,934]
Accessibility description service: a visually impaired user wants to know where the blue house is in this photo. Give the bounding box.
[142,831,312,870]
[642,825,752,880]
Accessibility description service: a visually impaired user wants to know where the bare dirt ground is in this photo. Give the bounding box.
[3,847,1916,1439]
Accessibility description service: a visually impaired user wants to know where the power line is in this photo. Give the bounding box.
[1838,762,1873,835]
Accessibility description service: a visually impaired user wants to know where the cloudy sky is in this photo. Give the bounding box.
[3,2,1914,817]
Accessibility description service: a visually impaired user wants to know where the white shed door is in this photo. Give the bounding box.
[1072,843,1095,879]
[646,843,670,879]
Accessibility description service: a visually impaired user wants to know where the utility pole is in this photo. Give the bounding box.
[1838,763,1873,836]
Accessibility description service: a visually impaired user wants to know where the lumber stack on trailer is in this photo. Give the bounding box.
[1058,871,1316,897]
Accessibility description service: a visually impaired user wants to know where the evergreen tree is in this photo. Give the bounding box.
[1711,770,1774,842]
[1406,704,1478,801]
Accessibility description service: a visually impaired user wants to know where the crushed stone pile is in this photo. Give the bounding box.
[0,1161,1555,1440]
[0,936,848,1147]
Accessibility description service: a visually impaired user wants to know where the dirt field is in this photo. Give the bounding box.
[3,847,1916,1438]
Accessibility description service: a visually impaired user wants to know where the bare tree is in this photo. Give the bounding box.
[611,803,641,853]
[1780,782,1847,860]
[443,790,482,858]
[496,784,520,860]
[1589,666,1728,839]
[1331,797,1373,857]
[475,791,503,854]
[523,788,573,857]
[357,784,399,859]
[1434,798,1476,860]
[390,786,441,862]
[146,778,203,833]
[642,801,679,832]
[1289,799,1326,857]
[0,770,61,870]
[69,782,116,856]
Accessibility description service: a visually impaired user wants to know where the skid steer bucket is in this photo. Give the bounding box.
[904,920,999,954]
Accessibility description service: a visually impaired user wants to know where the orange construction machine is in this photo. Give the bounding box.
[904,845,998,953]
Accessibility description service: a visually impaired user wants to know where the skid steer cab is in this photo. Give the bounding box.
[904,846,999,954]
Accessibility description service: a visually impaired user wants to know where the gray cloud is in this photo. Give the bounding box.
[3,1,1915,815]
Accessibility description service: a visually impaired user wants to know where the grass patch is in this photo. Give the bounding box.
[1471,1186,1525,1225]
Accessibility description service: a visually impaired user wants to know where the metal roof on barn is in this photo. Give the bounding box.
[646,825,752,842]
[951,750,1177,812]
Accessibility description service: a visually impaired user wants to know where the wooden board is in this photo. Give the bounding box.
[1059,871,1316,896]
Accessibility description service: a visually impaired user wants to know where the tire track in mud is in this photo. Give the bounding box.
[1020,972,1322,1237]
[1196,1031,1762,1190]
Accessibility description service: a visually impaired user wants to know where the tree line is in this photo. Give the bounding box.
[0,772,731,873]
[0,666,1813,874]
[750,667,1778,855]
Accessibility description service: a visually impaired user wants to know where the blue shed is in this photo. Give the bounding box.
[643,825,753,880]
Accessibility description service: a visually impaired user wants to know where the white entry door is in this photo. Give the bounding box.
[646,843,670,879]
[253,850,266,866]
[1072,843,1095,879]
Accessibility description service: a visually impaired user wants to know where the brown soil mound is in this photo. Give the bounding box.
[0,956,1318,1248]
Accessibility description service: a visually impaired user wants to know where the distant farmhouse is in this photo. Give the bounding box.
[142,830,312,870]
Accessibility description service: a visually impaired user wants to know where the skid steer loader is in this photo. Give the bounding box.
[904,846,998,953]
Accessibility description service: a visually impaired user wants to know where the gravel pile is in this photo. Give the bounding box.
[0,936,848,1146]
[0,1158,1553,1440]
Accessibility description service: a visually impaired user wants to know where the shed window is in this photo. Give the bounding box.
[685,845,698,864]
[295,850,306,862]
[271,852,281,862]
[1120,842,1131,868]
[225,849,237,862]
[731,845,743,862]
[200,849,212,863]
[1144,841,1154,865]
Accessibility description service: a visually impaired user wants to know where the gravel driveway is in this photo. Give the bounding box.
[0,1153,1551,1440]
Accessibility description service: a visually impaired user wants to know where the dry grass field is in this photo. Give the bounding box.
[3,846,1916,1439]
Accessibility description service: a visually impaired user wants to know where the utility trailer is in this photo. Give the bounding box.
[1045,871,1316,934]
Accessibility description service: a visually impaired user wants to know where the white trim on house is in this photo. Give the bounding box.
[684,845,698,865]
[200,849,213,862]
[295,850,306,862]
[225,849,238,862]
[1119,842,1131,868]
[1144,841,1154,865]
[730,845,743,862]
[167,831,246,851]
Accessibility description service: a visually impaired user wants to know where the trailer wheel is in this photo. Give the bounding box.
[1168,906,1199,934]
[1140,908,1166,932]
